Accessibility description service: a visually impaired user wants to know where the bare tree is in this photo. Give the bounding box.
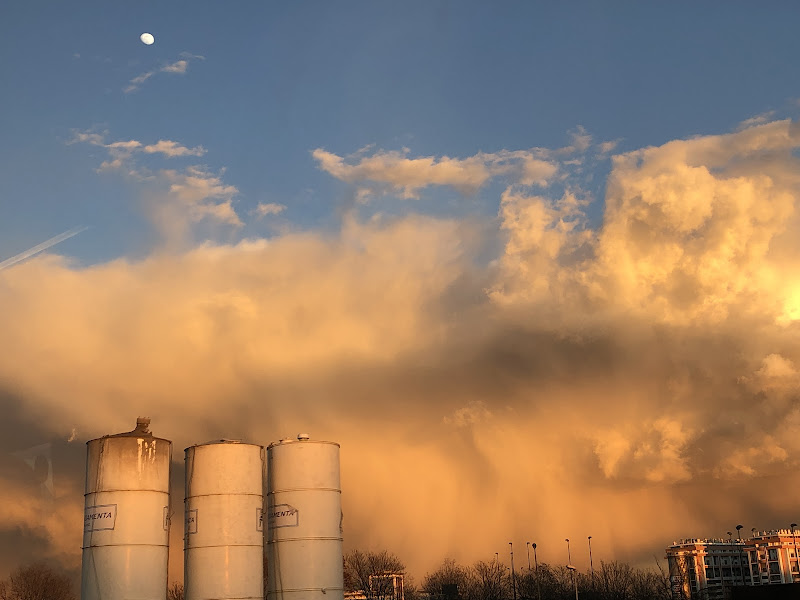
[526,563,574,600]
[167,582,184,600]
[472,560,510,600]
[651,557,677,600]
[344,549,406,599]
[0,563,75,600]
[414,557,681,600]
[596,560,637,599]
[422,558,475,599]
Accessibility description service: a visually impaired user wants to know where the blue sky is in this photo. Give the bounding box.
[3,1,800,263]
[5,1,800,580]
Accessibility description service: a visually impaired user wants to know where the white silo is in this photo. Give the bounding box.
[184,440,265,600]
[81,418,172,600]
[266,434,343,600]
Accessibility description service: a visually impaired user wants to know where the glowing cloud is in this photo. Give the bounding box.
[312,147,559,198]
[6,118,800,579]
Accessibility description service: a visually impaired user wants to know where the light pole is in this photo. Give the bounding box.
[588,536,594,583]
[509,542,518,600]
[722,531,733,594]
[566,538,576,599]
[567,565,579,600]
[527,542,532,571]
[532,542,541,600]
[736,525,745,586]
[791,523,798,582]
[495,552,499,564]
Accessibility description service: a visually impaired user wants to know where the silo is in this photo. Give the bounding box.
[81,418,172,600]
[266,434,343,600]
[184,440,265,600]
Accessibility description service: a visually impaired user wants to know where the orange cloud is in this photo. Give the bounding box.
[312,147,559,198]
[4,119,800,580]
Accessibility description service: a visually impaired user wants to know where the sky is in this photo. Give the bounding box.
[2,0,800,586]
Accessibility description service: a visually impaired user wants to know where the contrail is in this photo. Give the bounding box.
[0,226,88,271]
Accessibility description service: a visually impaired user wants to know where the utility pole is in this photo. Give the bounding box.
[510,542,517,600]
[566,538,577,599]
[567,565,579,600]
[532,542,541,600]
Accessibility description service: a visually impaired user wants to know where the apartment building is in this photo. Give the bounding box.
[666,529,800,599]
[747,529,800,586]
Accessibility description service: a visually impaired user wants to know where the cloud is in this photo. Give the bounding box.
[443,401,493,428]
[70,130,205,161]
[161,59,188,74]
[143,140,206,157]
[70,131,237,237]
[7,117,800,580]
[70,131,105,146]
[598,139,621,155]
[0,460,83,571]
[124,54,204,93]
[738,110,777,130]
[124,71,154,93]
[715,437,788,478]
[560,125,592,154]
[254,202,287,217]
[493,119,800,327]
[312,147,559,199]
[162,166,242,227]
[755,353,798,382]
[594,418,693,483]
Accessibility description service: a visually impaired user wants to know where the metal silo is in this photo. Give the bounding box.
[81,418,172,600]
[184,440,265,600]
[266,434,343,600]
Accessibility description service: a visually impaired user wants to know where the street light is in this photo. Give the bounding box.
[588,536,594,585]
[566,565,579,600]
[532,542,541,600]
[736,525,745,586]
[566,539,576,599]
[791,523,798,582]
[526,542,531,571]
[510,542,517,600]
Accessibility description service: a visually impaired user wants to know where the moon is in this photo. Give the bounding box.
[140,33,155,45]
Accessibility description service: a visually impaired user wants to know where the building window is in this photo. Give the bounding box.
[769,562,780,574]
